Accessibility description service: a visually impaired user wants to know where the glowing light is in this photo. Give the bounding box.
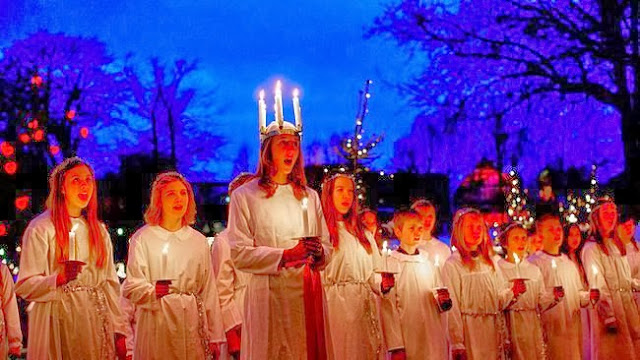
[80,127,90,138]
[116,228,124,236]
[0,142,15,157]
[3,161,17,175]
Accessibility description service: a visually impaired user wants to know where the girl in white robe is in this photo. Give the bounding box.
[581,200,640,359]
[443,208,524,360]
[0,263,22,358]
[228,126,332,360]
[497,223,560,360]
[211,172,254,360]
[16,157,126,360]
[381,209,449,360]
[320,174,385,359]
[123,172,225,360]
[616,207,640,308]
[528,213,593,360]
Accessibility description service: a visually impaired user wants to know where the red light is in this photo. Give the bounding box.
[28,120,39,129]
[50,145,60,155]
[4,161,17,175]
[19,133,30,143]
[15,195,30,211]
[0,142,14,157]
[31,75,43,87]
[34,129,44,142]
[80,127,89,138]
[66,110,76,120]
[0,223,6,237]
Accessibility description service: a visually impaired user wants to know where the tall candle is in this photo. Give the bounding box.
[434,254,443,287]
[292,88,302,128]
[513,253,521,278]
[258,90,267,130]
[69,223,79,261]
[301,197,309,236]
[551,259,558,286]
[274,81,284,126]
[162,243,169,279]
[591,264,599,289]
[382,241,389,272]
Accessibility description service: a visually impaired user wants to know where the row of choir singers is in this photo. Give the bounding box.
[5,155,640,360]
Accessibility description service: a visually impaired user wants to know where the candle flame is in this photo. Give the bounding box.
[591,264,598,276]
[382,240,388,252]
[70,223,79,233]
[275,80,282,93]
[513,253,521,264]
[259,90,265,100]
[451,245,457,252]
[293,88,299,98]
[551,259,557,269]
[162,243,169,255]
[434,254,440,267]
[301,197,308,210]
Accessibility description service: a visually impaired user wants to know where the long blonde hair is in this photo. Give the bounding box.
[144,172,197,226]
[451,208,494,270]
[256,135,308,200]
[46,157,107,267]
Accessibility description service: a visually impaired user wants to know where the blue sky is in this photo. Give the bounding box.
[1,0,418,179]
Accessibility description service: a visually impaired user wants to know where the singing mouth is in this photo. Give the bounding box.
[78,193,89,201]
[284,159,293,166]
[173,205,184,211]
[341,202,350,207]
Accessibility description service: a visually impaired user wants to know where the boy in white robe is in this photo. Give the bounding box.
[381,209,450,360]
[411,200,451,262]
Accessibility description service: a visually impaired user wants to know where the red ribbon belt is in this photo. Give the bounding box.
[303,264,327,360]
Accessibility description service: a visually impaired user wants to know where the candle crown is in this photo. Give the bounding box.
[258,81,303,143]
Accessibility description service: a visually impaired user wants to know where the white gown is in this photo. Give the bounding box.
[227,179,332,360]
[625,243,640,308]
[381,249,448,360]
[123,225,225,360]
[119,280,137,359]
[211,228,250,360]
[0,264,22,358]
[16,211,126,360]
[417,236,451,263]
[497,259,555,360]
[528,252,589,360]
[581,241,640,359]
[323,222,383,359]
[442,252,514,360]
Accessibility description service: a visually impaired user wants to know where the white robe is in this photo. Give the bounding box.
[123,225,225,360]
[16,211,126,360]
[381,250,447,360]
[625,242,640,308]
[211,229,250,360]
[581,241,640,359]
[228,179,332,360]
[417,236,451,264]
[497,259,554,360]
[442,252,514,360]
[119,280,137,358]
[0,264,22,358]
[323,222,383,359]
[528,252,589,360]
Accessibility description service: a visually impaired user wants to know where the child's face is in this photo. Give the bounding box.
[270,134,300,177]
[332,177,354,215]
[362,211,377,232]
[617,219,636,243]
[161,180,188,223]
[598,202,617,233]
[415,205,436,235]
[506,228,528,257]
[567,226,582,251]
[462,213,485,250]
[396,218,423,248]
[540,218,563,252]
[63,165,94,214]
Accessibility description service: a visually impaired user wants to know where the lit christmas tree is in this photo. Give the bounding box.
[504,168,534,228]
[324,80,386,204]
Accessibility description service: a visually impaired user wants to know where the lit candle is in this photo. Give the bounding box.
[434,254,443,287]
[258,90,267,130]
[591,264,599,289]
[382,241,389,272]
[551,259,558,286]
[162,243,169,279]
[69,223,79,261]
[292,88,302,129]
[274,80,284,126]
[451,245,457,252]
[301,197,309,236]
[513,253,521,278]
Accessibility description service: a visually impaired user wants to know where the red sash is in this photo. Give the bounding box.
[303,264,327,360]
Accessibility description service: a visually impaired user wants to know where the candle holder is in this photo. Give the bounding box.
[434,287,452,312]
